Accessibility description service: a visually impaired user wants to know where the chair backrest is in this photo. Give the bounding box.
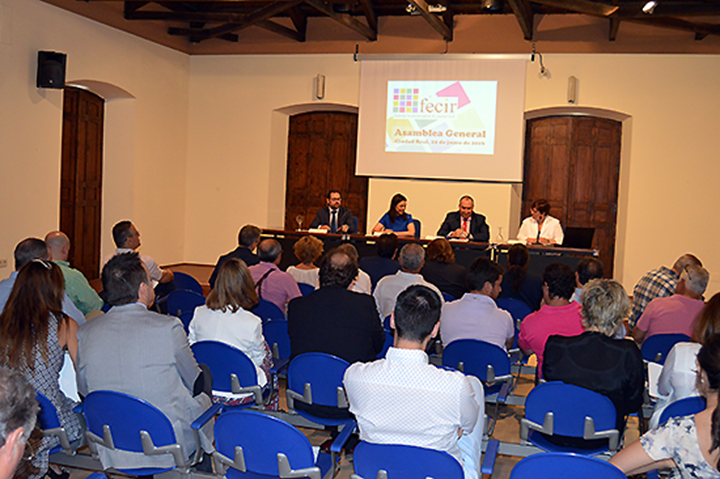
[252,298,285,322]
[263,320,291,360]
[352,442,463,479]
[167,289,206,330]
[377,330,394,359]
[82,390,177,453]
[642,333,692,364]
[36,392,61,430]
[215,410,317,479]
[523,382,617,439]
[442,339,511,382]
[287,353,350,408]
[297,282,315,296]
[383,315,392,331]
[172,271,204,295]
[496,297,533,322]
[659,396,706,425]
[510,452,626,479]
[412,219,421,239]
[191,341,258,392]
[441,291,456,302]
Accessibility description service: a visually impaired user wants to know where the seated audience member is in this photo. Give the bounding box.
[543,279,644,441]
[632,263,709,344]
[309,190,356,234]
[436,195,490,242]
[76,253,213,470]
[371,193,415,238]
[516,199,564,245]
[248,239,302,311]
[374,243,443,319]
[630,253,703,327]
[0,368,38,479]
[358,233,400,289]
[287,249,384,363]
[611,334,720,478]
[649,292,720,428]
[421,238,468,300]
[498,244,542,311]
[209,224,261,289]
[336,243,372,294]
[286,236,324,289]
[0,238,84,325]
[45,231,104,315]
[518,263,584,378]
[441,258,514,351]
[344,285,485,479]
[0,260,82,479]
[570,257,604,304]
[103,220,174,286]
[188,258,275,408]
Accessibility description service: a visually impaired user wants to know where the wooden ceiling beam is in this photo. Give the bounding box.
[531,0,618,17]
[608,0,619,41]
[167,0,302,40]
[288,5,307,35]
[506,0,533,40]
[407,0,452,41]
[616,3,720,18]
[128,10,252,21]
[624,16,720,38]
[357,0,377,32]
[304,0,377,41]
[257,18,305,41]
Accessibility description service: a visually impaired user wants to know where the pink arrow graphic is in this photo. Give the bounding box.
[436,82,470,109]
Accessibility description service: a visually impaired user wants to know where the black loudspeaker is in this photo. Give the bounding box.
[37,51,66,89]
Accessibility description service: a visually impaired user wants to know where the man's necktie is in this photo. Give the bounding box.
[331,209,337,233]
[462,218,468,234]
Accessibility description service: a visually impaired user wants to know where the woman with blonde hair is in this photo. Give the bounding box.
[286,236,324,289]
[0,259,82,479]
[188,258,275,407]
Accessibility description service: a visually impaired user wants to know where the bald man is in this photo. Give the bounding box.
[45,231,104,315]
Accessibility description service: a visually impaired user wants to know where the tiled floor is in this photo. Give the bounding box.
[60,368,644,479]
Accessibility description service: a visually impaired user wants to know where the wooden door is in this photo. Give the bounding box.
[60,87,104,280]
[522,116,622,277]
[285,112,368,232]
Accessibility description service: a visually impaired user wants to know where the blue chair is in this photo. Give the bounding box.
[510,452,626,479]
[642,333,691,364]
[442,339,514,434]
[520,382,620,455]
[172,271,204,295]
[351,216,359,234]
[213,410,342,479]
[297,282,315,296]
[252,298,285,322]
[36,392,83,456]
[286,353,353,427]
[412,219,421,239]
[497,297,534,372]
[167,289,206,331]
[441,291,456,302]
[191,341,269,408]
[351,442,463,479]
[263,320,291,373]
[377,329,394,359]
[79,390,210,476]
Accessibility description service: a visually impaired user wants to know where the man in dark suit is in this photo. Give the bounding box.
[209,224,261,289]
[288,249,384,363]
[309,190,356,234]
[436,195,490,242]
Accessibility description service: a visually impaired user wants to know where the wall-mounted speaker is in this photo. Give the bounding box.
[37,51,66,89]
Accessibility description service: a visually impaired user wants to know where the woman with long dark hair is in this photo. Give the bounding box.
[0,259,82,479]
[498,244,542,311]
[372,193,416,238]
[611,333,720,477]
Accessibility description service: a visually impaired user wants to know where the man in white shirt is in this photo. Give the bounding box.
[441,258,514,351]
[103,220,174,285]
[373,243,442,319]
[344,285,484,479]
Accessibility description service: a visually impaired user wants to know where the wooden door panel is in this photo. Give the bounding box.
[524,116,621,277]
[285,112,368,233]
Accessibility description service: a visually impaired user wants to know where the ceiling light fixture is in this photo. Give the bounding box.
[642,1,657,14]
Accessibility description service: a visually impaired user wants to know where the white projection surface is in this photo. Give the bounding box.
[356,59,526,182]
